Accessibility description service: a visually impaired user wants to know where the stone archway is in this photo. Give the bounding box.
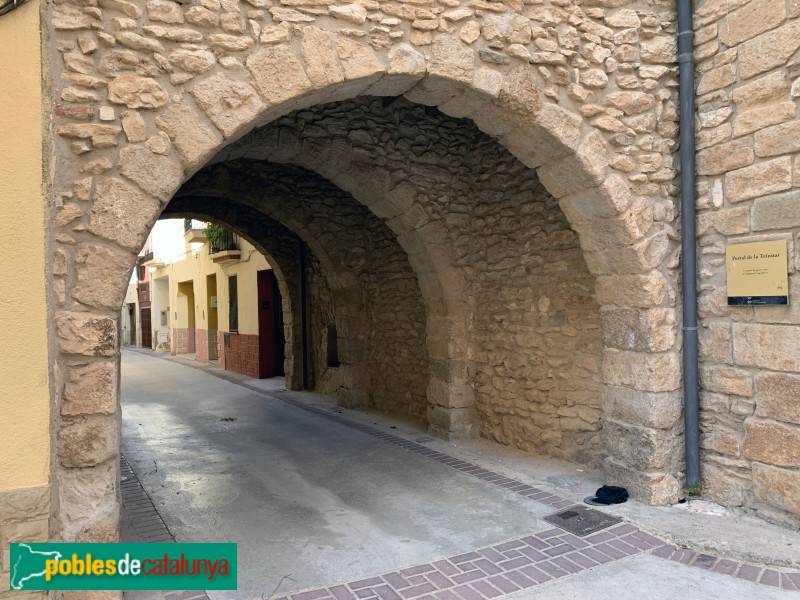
[166,161,431,422]
[48,2,683,542]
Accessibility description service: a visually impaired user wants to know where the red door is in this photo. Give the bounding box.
[140,307,152,349]
[257,270,277,378]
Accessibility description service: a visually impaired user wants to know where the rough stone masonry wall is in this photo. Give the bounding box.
[694,0,800,527]
[217,97,605,464]
[44,0,693,542]
[173,161,431,421]
[305,251,337,392]
[467,135,605,467]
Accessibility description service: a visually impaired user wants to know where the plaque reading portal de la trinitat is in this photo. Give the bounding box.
[726,240,789,306]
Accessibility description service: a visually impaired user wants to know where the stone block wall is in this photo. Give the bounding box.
[305,251,336,394]
[468,138,604,466]
[694,0,800,526]
[0,486,50,600]
[219,97,607,464]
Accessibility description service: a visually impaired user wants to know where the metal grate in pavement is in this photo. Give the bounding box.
[544,505,623,537]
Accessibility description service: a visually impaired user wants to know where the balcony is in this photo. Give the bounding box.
[140,250,164,270]
[184,219,207,243]
[209,228,241,264]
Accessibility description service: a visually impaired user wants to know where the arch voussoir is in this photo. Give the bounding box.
[46,0,688,547]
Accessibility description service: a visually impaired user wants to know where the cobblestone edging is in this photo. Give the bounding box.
[127,351,800,593]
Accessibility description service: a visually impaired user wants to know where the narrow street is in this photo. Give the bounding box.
[120,350,797,599]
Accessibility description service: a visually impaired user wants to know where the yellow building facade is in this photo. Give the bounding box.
[141,221,285,379]
[0,0,51,594]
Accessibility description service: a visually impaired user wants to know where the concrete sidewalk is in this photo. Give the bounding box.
[120,349,800,599]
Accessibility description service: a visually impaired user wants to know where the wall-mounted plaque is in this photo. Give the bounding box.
[726,240,788,305]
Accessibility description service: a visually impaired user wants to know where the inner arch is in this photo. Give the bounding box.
[175,97,605,465]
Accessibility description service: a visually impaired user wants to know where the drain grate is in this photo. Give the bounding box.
[543,504,623,537]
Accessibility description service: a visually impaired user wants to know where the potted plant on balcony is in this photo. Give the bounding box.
[204,223,231,254]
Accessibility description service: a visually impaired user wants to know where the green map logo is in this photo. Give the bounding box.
[10,543,63,590]
[9,543,237,590]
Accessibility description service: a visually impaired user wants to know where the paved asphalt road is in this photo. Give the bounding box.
[121,350,789,600]
[121,351,550,599]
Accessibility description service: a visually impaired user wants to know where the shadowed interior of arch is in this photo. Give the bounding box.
[152,95,606,466]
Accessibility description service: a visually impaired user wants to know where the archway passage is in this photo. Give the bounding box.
[165,162,432,424]
[50,42,682,542]
[175,97,609,467]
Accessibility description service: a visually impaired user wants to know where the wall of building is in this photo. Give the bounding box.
[694,0,800,527]
[44,0,697,532]
[0,0,51,590]
[120,283,138,346]
[153,230,273,377]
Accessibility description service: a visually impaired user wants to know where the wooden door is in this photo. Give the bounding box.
[140,307,152,349]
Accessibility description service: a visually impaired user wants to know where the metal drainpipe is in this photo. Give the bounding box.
[677,0,700,490]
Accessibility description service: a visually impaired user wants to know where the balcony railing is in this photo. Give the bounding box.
[184,219,205,232]
[184,219,208,243]
[210,230,239,254]
[141,251,154,263]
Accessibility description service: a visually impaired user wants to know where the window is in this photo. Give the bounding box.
[228,275,238,332]
[160,310,168,327]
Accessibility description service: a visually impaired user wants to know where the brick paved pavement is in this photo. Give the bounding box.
[121,454,210,600]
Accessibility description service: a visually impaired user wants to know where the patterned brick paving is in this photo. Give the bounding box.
[121,454,175,544]
[121,454,211,600]
[652,543,800,591]
[124,350,800,594]
[270,526,658,600]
